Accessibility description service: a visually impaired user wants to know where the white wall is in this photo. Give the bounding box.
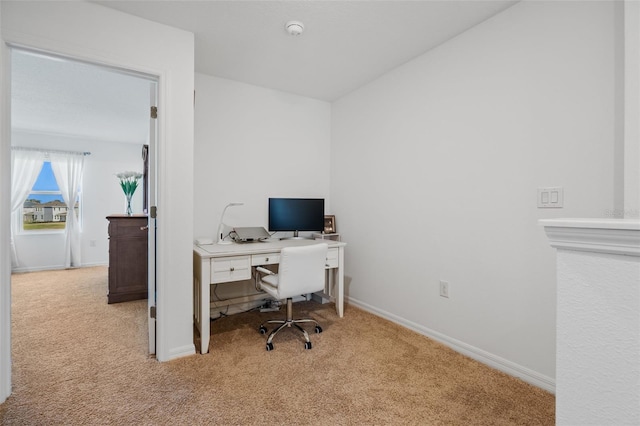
[193,74,331,307]
[194,73,331,240]
[1,1,195,366]
[11,131,145,271]
[331,0,618,390]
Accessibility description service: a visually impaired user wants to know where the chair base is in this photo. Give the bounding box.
[259,298,322,350]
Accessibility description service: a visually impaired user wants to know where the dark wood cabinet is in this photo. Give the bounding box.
[106,215,148,304]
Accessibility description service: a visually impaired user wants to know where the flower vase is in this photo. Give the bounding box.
[125,194,133,216]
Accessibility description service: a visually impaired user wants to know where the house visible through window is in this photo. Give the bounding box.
[22,161,81,231]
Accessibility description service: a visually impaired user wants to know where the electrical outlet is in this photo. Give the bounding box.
[439,280,449,298]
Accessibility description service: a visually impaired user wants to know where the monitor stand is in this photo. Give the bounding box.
[280,230,313,240]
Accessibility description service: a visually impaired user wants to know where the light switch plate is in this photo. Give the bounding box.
[538,187,564,208]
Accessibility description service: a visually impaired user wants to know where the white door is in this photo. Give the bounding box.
[147,81,158,355]
[1,34,13,404]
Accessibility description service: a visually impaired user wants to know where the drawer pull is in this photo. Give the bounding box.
[265,257,269,262]
[230,267,235,272]
[140,226,149,231]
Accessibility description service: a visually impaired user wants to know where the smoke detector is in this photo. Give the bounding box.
[285,21,304,36]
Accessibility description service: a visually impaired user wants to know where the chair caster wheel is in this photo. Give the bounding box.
[266,342,274,351]
[304,341,312,350]
[259,325,267,335]
[314,325,323,334]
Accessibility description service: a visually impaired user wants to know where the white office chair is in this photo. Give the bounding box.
[256,243,329,351]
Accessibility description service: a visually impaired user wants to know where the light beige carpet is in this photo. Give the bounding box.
[1,266,554,425]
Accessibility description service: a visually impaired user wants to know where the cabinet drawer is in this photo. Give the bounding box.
[325,248,339,269]
[211,256,251,283]
[251,253,280,266]
[107,217,148,238]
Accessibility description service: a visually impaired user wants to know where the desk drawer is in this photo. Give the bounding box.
[325,248,339,269]
[211,256,251,283]
[251,253,280,266]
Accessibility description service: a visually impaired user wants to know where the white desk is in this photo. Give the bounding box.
[193,239,346,354]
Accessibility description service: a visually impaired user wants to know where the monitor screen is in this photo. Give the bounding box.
[268,198,325,234]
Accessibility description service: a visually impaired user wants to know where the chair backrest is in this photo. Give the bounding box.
[274,243,328,299]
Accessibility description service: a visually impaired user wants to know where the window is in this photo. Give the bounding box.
[22,161,81,232]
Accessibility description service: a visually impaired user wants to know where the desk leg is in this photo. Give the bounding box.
[200,259,211,354]
[336,246,344,318]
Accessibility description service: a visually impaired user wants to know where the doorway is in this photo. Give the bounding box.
[1,3,198,403]
[9,47,158,352]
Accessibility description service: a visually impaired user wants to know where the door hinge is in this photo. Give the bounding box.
[150,206,157,218]
[150,306,156,319]
[150,106,158,119]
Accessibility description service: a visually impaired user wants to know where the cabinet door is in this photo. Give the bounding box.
[111,232,148,294]
[108,216,148,303]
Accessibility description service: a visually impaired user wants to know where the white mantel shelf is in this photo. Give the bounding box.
[540,218,640,256]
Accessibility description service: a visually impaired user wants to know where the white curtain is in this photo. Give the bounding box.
[50,152,85,268]
[10,150,45,268]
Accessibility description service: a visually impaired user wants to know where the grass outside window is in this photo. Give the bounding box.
[23,222,66,231]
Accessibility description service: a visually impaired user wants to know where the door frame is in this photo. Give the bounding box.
[0,43,164,401]
[0,2,196,402]
[5,44,160,351]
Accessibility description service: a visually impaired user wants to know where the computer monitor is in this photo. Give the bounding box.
[268,198,324,238]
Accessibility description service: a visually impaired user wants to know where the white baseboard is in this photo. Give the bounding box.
[12,265,65,273]
[164,344,196,362]
[80,262,108,268]
[12,262,108,274]
[348,297,555,394]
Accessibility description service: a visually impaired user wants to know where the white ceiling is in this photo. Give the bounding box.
[11,0,517,144]
[11,49,153,144]
[96,0,517,101]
